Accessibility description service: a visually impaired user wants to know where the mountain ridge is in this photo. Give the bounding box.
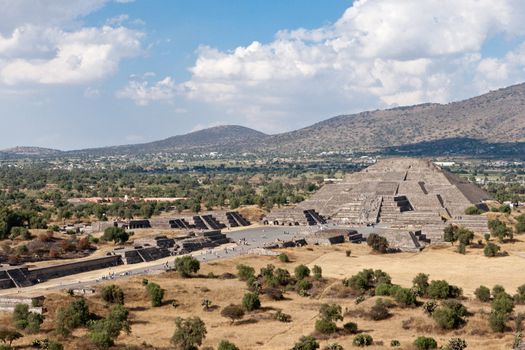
[3,82,525,157]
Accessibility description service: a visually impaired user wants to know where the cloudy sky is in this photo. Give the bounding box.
[1,0,525,150]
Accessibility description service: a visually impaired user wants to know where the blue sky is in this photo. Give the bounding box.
[0,0,524,150]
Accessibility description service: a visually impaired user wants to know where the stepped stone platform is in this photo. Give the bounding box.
[93,211,251,233]
[0,255,123,290]
[264,158,490,246]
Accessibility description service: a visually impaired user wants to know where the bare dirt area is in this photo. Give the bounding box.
[3,241,525,349]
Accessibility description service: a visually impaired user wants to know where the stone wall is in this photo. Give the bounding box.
[27,255,122,282]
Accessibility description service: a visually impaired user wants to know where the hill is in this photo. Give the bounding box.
[6,82,525,158]
[258,83,525,154]
[71,125,269,156]
[0,146,62,156]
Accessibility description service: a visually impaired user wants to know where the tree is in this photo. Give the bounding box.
[218,340,239,350]
[0,328,22,346]
[102,226,129,244]
[146,282,164,307]
[291,336,319,350]
[489,219,512,242]
[367,233,388,253]
[474,285,491,302]
[221,305,245,324]
[175,256,200,278]
[101,284,125,305]
[89,304,130,349]
[171,316,207,350]
[242,292,261,311]
[294,264,310,280]
[54,298,90,336]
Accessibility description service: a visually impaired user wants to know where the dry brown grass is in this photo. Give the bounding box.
[2,242,525,349]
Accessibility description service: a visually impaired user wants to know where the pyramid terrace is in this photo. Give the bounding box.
[264,158,490,245]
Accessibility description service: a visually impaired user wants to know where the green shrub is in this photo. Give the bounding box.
[102,226,129,244]
[242,292,261,311]
[314,319,337,334]
[375,283,392,296]
[352,334,373,347]
[516,222,525,234]
[492,284,506,297]
[465,206,482,215]
[474,285,491,302]
[324,343,343,350]
[369,298,390,321]
[218,340,239,350]
[312,265,322,280]
[296,279,313,294]
[278,253,290,263]
[390,340,400,347]
[432,301,467,330]
[367,234,388,253]
[446,338,467,350]
[319,304,343,322]
[412,273,429,295]
[275,310,291,323]
[343,269,391,293]
[221,304,245,324]
[492,292,514,314]
[489,310,508,332]
[394,288,417,307]
[101,285,125,305]
[422,300,437,315]
[484,242,501,257]
[291,336,319,350]
[413,336,437,350]
[294,265,311,280]
[515,284,525,303]
[427,280,461,299]
[343,322,358,334]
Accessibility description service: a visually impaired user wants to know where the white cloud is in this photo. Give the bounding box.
[0,26,142,85]
[0,1,143,86]
[179,0,525,132]
[116,76,177,105]
[0,0,109,34]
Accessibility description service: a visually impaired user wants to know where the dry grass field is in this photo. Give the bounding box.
[2,236,525,350]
